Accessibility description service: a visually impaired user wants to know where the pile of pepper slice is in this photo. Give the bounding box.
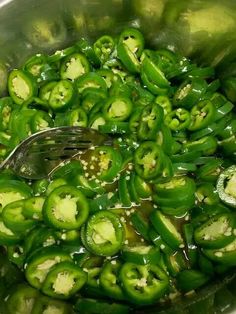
[0,27,235,312]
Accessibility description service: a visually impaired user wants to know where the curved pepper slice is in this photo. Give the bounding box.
[217,165,236,208]
[99,260,125,300]
[202,238,236,266]
[0,216,20,245]
[8,69,37,105]
[6,284,39,314]
[134,141,166,180]
[165,108,191,131]
[81,210,125,256]
[103,96,133,122]
[138,103,164,140]
[94,35,115,64]
[194,213,235,249]
[25,246,73,289]
[48,80,75,111]
[173,78,207,109]
[150,210,184,250]
[119,262,169,305]
[176,270,210,293]
[89,146,123,182]
[121,245,161,265]
[43,185,89,230]
[42,261,87,299]
[2,200,37,233]
[188,99,216,131]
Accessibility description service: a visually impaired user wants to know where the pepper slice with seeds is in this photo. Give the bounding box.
[194,213,236,249]
[43,185,89,230]
[81,210,125,256]
[42,261,87,299]
[8,69,37,105]
[119,262,169,305]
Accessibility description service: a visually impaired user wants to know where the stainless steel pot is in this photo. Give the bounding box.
[0,0,235,312]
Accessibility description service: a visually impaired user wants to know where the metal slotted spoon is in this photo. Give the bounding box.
[0,126,110,180]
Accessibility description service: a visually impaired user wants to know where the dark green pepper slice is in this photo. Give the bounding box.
[188,99,216,131]
[99,260,125,300]
[76,38,101,67]
[194,213,235,249]
[138,103,164,140]
[202,238,236,266]
[42,261,87,299]
[121,245,161,265]
[43,185,89,230]
[165,108,191,131]
[119,262,169,305]
[81,210,125,256]
[150,210,184,250]
[31,294,73,314]
[89,146,123,182]
[74,298,130,314]
[94,35,115,64]
[134,141,166,180]
[183,136,218,156]
[216,165,236,208]
[195,183,219,206]
[48,80,74,111]
[173,79,207,109]
[6,284,39,314]
[176,270,210,293]
[163,251,188,277]
[155,95,172,116]
[8,69,37,105]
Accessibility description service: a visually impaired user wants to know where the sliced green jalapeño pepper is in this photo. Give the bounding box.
[8,69,37,105]
[202,238,236,266]
[103,96,133,122]
[121,245,161,265]
[150,210,184,250]
[2,200,37,233]
[176,270,210,293]
[81,210,125,256]
[99,260,125,300]
[48,80,74,111]
[217,165,236,208]
[153,176,196,215]
[173,78,207,109]
[42,261,87,299]
[60,53,90,81]
[94,35,115,64]
[137,103,164,140]
[6,284,39,314]
[165,108,191,131]
[89,146,123,182]
[194,213,235,249]
[188,99,216,131]
[117,28,144,74]
[134,141,167,180]
[43,185,89,230]
[119,262,169,305]
[25,246,73,289]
